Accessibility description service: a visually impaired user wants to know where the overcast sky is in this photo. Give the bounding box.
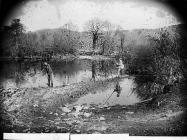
[5,0,181,32]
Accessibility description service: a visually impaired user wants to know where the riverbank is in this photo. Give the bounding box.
[0,76,186,135]
[0,54,114,62]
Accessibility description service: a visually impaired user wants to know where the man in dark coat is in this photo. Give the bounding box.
[43,62,53,87]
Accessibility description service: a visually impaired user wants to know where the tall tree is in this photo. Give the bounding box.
[10,19,25,36]
[11,19,25,57]
[3,19,25,57]
[85,19,105,51]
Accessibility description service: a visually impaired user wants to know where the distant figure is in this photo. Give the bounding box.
[43,62,53,87]
[116,58,124,76]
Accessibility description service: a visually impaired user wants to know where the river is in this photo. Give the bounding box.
[0,58,140,106]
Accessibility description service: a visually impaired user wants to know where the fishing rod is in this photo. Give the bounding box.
[70,79,122,132]
[103,91,115,105]
[103,81,121,105]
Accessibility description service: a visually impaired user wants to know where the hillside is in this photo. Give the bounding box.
[1,23,186,57]
[31,23,186,52]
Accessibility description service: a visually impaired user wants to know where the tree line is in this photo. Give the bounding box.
[0,18,184,99]
[0,18,134,58]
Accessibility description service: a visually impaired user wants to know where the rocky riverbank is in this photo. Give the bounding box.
[0,76,186,135]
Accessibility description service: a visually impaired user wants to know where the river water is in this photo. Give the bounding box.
[0,58,140,105]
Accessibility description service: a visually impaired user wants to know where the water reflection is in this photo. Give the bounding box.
[98,60,115,78]
[0,59,158,104]
[0,59,156,106]
[0,59,117,89]
[71,78,139,106]
[91,61,96,81]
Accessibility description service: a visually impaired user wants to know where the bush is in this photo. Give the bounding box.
[125,27,183,99]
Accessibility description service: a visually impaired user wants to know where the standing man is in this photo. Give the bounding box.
[43,62,53,87]
[117,57,124,77]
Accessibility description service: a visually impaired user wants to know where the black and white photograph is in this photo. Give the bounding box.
[0,0,187,139]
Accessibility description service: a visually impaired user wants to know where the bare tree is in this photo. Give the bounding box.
[85,19,105,51]
[3,19,25,57]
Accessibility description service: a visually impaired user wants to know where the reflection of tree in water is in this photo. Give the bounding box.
[91,61,96,81]
[27,62,38,76]
[91,60,115,81]
[62,70,70,85]
[98,60,116,78]
[100,60,108,78]
[15,63,23,87]
[50,60,82,77]
[15,61,27,87]
[15,61,39,87]
[90,59,118,81]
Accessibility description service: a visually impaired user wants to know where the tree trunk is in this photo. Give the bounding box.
[91,61,96,81]
[120,37,124,52]
[93,38,97,50]
[101,40,105,55]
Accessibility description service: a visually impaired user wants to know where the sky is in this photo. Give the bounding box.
[5,0,181,32]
